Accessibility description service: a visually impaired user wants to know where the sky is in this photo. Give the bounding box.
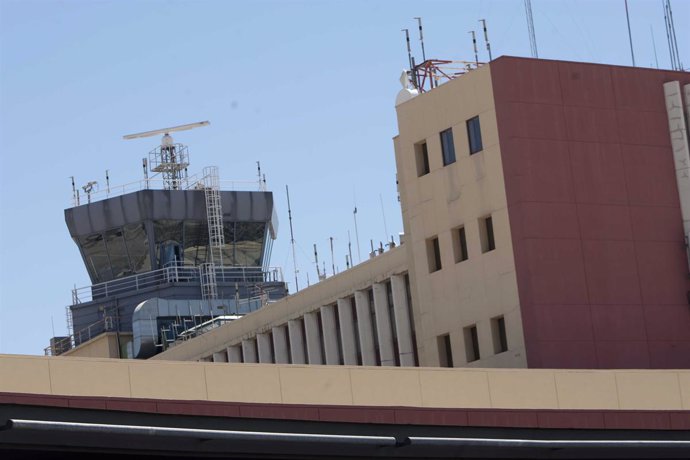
[1,0,688,355]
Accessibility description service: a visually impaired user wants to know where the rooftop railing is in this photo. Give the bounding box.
[71,264,284,304]
[71,173,266,207]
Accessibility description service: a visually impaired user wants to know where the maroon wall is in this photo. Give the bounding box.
[491,56,690,368]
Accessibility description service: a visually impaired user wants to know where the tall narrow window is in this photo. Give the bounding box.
[467,116,483,154]
[415,141,430,176]
[426,236,442,273]
[479,215,496,253]
[437,334,453,367]
[464,325,480,362]
[491,316,508,354]
[440,128,456,166]
[452,226,469,263]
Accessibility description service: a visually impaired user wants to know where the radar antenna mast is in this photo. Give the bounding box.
[123,121,210,190]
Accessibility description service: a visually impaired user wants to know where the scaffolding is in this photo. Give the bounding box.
[148,142,190,190]
[409,59,483,94]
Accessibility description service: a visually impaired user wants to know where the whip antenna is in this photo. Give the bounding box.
[414,17,426,62]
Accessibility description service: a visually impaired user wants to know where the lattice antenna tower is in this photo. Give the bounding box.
[524,0,538,58]
[123,121,210,190]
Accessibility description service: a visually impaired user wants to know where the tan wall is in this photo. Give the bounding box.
[154,246,408,361]
[394,65,526,368]
[1,355,689,411]
[61,333,131,359]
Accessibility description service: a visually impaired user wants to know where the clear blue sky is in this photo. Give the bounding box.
[1,0,688,355]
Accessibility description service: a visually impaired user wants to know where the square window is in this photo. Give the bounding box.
[440,128,456,166]
[463,325,480,362]
[491,316,508,354]
[426,236,442,273]
[467,116,483,154]
[437,334,453,367]
[452,226,469,263]
[479,215,496,253]
[415,141,430,176]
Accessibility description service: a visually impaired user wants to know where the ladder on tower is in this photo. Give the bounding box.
[65,306,74,347]
[200,166,224,300]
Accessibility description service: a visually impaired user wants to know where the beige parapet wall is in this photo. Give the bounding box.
[154,246,409,362]
[1,354,689,411]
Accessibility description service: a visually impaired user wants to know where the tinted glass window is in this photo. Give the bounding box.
[440,128,456,165]
[183,221,209,266]
[105,228,132,278]
[467,116,483,154]
[79,233,111,283]
[123,223,151,273]
[154,220,183,268]
[234,222,265,266]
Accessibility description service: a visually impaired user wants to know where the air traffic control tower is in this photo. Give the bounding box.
[49,122,287,359]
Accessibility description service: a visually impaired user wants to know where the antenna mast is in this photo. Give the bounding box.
[663,0,682,70]
[480,19,492,61]
[379,194,389,243]
[470,31,479,66]
[651,25,659,68]
[353,206,362,263]
[414,17,426,62]
[524,0,538,58]
[624,0,636,66]
[286,185,299,292]
[402,28,414,71]
[314,244,323,281]
[123,121,209,190]
[348,230,353,269]
[329,237,336,276]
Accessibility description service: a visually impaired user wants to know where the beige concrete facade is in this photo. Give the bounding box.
[61,332,131,359]
[394,65,525,368]
[2,355,689,411]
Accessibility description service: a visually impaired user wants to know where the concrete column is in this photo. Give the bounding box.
[337,298,358,365]
[373,282,396,366]
[241,339,257,363]
[390,274,415,366]
[227,345,242,363]
[303,312,323,365]
[257,332,274,363]
[665,82,690,271]
[272,325,290,364]
[288,319,306,364]
[354,290,377,366]
[320,305,341,365]
[212,351,228,363]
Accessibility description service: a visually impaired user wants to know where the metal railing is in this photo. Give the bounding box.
[44,316,115,356]
[71,264,284,304]
[71,174,266,207]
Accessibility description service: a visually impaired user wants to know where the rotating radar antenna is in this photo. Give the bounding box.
[123,121,210,190]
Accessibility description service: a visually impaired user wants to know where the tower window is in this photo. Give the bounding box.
[437,334,453,367]
[491,316,508,354]
[453,226,469,263]
[415,141,430,176]
[426,236,442,273]
[467,116,483,154]
[464,325,480,362]
[479,215,496,253]
[440,128,456,166]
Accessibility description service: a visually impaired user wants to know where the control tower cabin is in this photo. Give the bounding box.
[51,122,286,359]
